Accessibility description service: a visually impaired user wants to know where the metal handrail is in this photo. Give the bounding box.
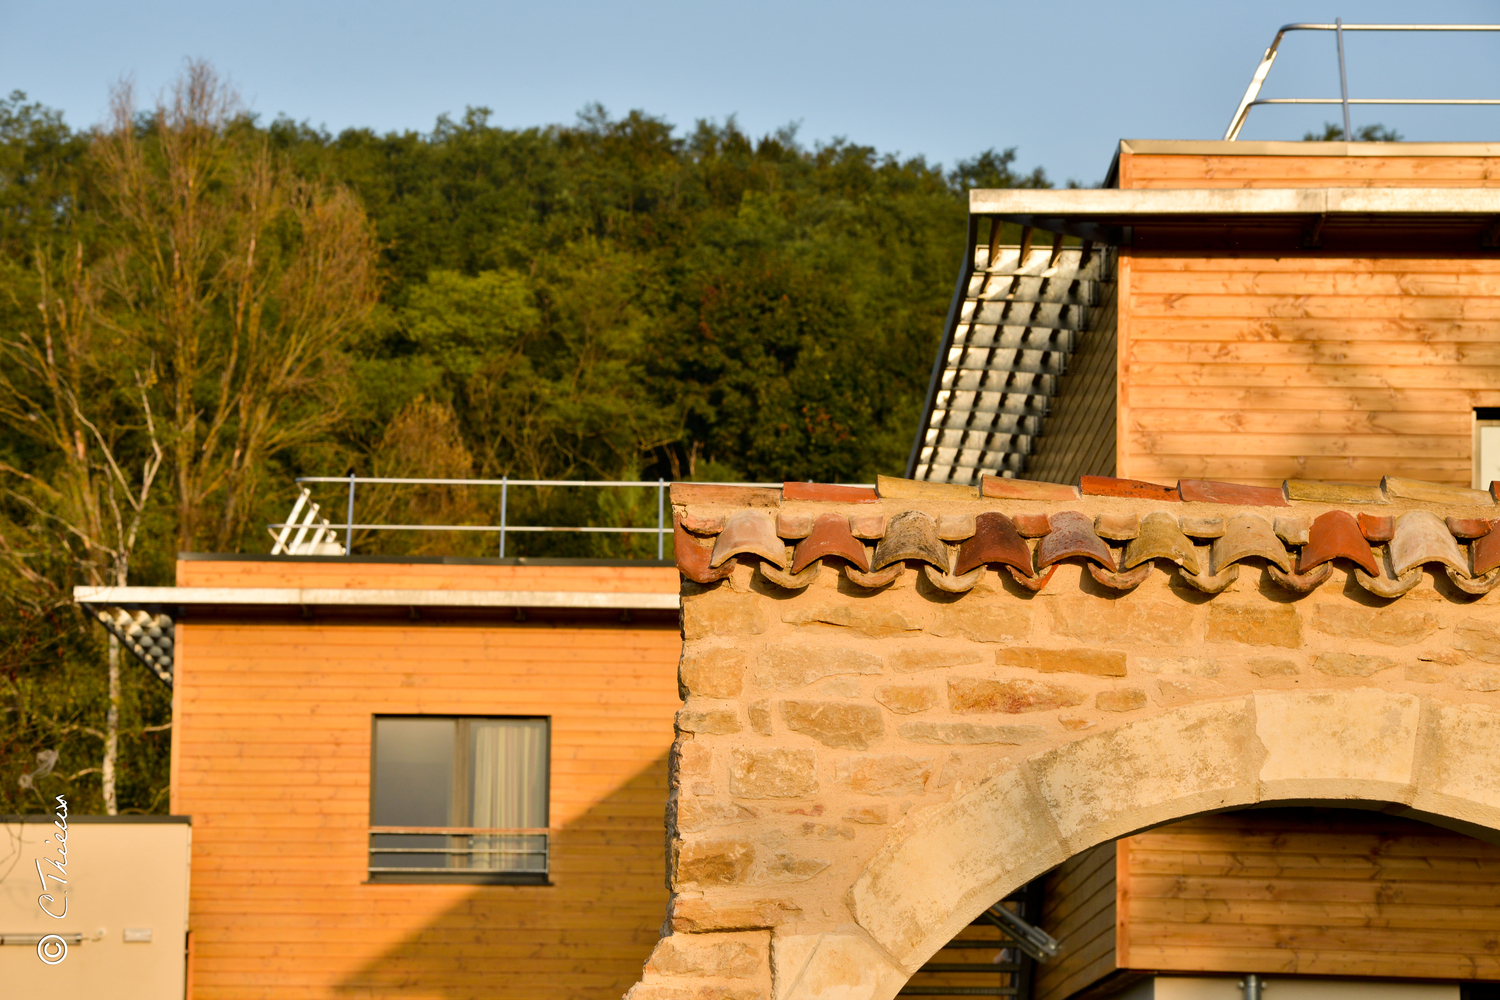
[1225,23,1500,141]
[369,826,550,874]
[273,476,830,559]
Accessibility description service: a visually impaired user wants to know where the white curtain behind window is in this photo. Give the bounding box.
[470,718,548,871]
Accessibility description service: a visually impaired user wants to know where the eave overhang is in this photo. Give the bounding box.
[969,187,1500,251]
[73,585,681,611]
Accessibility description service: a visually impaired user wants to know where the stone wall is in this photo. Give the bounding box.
[626,482,1500,1000]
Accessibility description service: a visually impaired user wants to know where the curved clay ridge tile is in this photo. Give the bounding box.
[1446,566,1500,595]
[954,512,1034,577]
[1094,513,1140,541]
[776,513,814,539]
[923,564,985,594]
[1012,513,1052,538]
[1088,562,1153,590]
[1179,564,1239,594]
[760,561,821,591]
[1387,510,1469,578]
[679,512,727,536]
[1036,511,1116,572]
[674,520,733,584]
[1210,514,1293,575]
[1473,521,1500,575]
[710,510,786,569]
[1359,513,1395,543]
[1006,564,1058,592]
[791,513,871,573]
[871,511,948,571]
[1298,511,1378,576]
[845,562,904,589]
[1268,562,1333,593]
[1446,517,1492,540]
[1122,512,1201,574]
[1356,562,1422,599]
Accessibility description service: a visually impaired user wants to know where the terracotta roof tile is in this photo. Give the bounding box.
[980,476,1078,501]
[781,482,879,503]
[876,475,979,501]
[1382,475,1494,506]
[1178,479,1289,507]
[669,483,780,507]
[1285,479,1387,504]
[669,473,1500,602]
[1080,475,1178,501]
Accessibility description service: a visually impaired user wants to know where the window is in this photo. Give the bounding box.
[1476,409,1500,491]
[369,716,549,884]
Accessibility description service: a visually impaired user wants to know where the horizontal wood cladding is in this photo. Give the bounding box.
[1119,252,1500,487]
[177,558,679,593]
[1118,809,1500,982]
[1034,840,1117,1000]
[173,612,680,1000]
[1120,152,1500,189]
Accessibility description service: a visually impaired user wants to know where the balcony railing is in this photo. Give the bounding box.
[368,826,550,883]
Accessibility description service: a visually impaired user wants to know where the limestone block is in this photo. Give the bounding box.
[1030,699,1259,846]
[1248,657,1299,677]
[849,767,1068,966]
[1051,596,1192,646]
[1254,689,1420,801]
[844,805,888,824]
[1312,653,1397,678]
[782,601,921,638]
[781,701,884,750]
[731,749,818,798]
[676,740,713,781]
[681,647,749,699]
[684,590,768,641]
[670,896,803,934]
[645,929,771,980]
[1405,662,1449,683]
[625,982,764,1000]
[749,700,774,735]
[1136,657,1219,678]
[997,647,1127,677]
[678,707,743,734]
[1457,669,1500,692]
[1096,689,1148,712]
[875,685,939,714]
[835,755,934,796]
[675,837,757,888]
[771,930,907,1000]
[928,601,1032,642]
[948,677,1085,714]
[678,798,759,833]
[1312,605,1438,647]
[756,645,883,690]
[1454,621,1500,664]
[891,648,983,673]
[1413,702,1500,834]
[1206,603,1302,648]
[899,722,1047,745]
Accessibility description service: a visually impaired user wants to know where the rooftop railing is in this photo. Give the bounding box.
[268,475,799,559]
[1225,22,1500,141]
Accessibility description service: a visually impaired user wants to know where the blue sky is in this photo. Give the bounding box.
[5,1,1498,185]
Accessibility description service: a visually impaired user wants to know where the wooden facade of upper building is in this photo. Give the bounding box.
[169,557,681,1000]
[1114,140,1500,489]
[1034,808,1500,1000]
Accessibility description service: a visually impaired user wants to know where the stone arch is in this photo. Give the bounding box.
[655,689,1500,1000]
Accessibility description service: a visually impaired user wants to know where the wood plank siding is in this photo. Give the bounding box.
[1114,143,1500,488]
[171,560,681,1000]
[1034,840,1117,1000]
[1118,809,1500,982]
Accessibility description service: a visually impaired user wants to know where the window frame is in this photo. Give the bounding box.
[1475,409,1500,492]
[366,714,552,886]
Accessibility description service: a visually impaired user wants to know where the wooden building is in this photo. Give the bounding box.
[128,557,681,999]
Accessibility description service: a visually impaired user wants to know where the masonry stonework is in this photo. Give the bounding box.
[627,480,1500,1000]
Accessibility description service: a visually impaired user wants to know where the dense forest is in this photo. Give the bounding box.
[0,64,1053,814]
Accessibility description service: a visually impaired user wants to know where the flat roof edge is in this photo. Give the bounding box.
[75,586,682,611]
[1121,139,1500,157]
